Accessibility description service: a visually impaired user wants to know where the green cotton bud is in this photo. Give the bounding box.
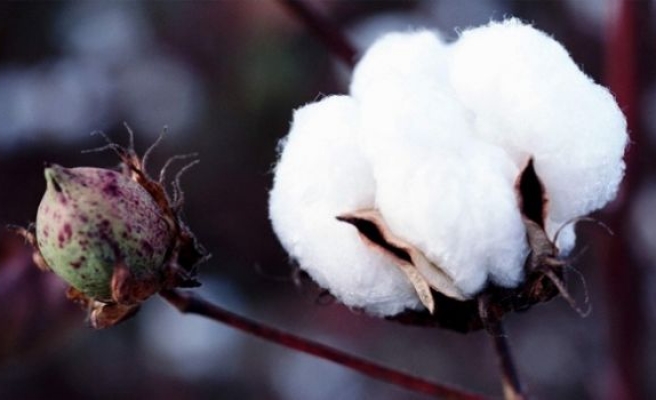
[36,165,172,302]
[19,128,208,329]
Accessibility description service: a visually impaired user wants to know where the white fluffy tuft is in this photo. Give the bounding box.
[269,95,422,316]
[449,19,628,252]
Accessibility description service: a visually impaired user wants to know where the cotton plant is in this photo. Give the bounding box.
[269,19,627,327]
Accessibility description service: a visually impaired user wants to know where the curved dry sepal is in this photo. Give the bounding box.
[337,209,467,314]
[523,217,559,271]
[110,261,162,305]
[66,286,139,329]
[523,216,593,317]
[90,303,140,330]
[61,262,148,328]
[516,162,591,315]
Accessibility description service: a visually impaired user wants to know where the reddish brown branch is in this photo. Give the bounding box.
[488,321,527,400]
[277,0,358,68]
[160,289,489,400]
[479,297,527,400]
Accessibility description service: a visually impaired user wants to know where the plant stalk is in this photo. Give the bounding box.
[479,296,527,400]
[489,321,527,400]
[160,289,489,400]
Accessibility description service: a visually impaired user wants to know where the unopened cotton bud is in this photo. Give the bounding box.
[36,165,171,301]
[22,128,208,329]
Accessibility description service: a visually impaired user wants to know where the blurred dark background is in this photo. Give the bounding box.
[0,1,654,399]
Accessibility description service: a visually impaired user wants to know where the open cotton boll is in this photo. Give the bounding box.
[269,95,422,316]
[448,19,628,252]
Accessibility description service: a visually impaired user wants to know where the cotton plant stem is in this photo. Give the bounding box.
[160,289,489,400]
[478,296,527,400]
[488,321,527,400]
[277,0,358,68]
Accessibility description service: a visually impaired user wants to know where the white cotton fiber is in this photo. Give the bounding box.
[350,30,451,106]
[350,31,527,295]
[350,30,470,148]
[269,95,422,316]
[448,19,628,252]
[371,140,528,295]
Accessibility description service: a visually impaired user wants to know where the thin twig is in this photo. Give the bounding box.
[488,321,527,400]
[277,0,358,68]
[160,289,489,400]
[479,297,527,400]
